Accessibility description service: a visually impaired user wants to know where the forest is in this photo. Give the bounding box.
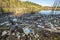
[0,0,42,15]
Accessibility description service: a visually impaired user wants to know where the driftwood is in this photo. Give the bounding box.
[0,27,60,40]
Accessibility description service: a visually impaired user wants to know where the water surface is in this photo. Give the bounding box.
[39,10,60,15]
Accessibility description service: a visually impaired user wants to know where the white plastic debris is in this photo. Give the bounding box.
[23,27,30,35]
[2,31,7,36]
[13,18,17,22]
[38,25,44,28]
[12,33,15,35]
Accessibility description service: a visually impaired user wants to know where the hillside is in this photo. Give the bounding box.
[0,0,42,16]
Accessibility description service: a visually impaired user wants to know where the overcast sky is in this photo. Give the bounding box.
[21,0,54,6]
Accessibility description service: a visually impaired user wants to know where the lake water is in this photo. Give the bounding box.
[39,10,60,15]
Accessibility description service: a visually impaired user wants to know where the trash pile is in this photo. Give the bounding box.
[0,13,60,40]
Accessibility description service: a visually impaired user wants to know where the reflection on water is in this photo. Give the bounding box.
[39,10,60,15]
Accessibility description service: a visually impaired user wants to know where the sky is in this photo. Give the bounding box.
[21,0,54,6]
